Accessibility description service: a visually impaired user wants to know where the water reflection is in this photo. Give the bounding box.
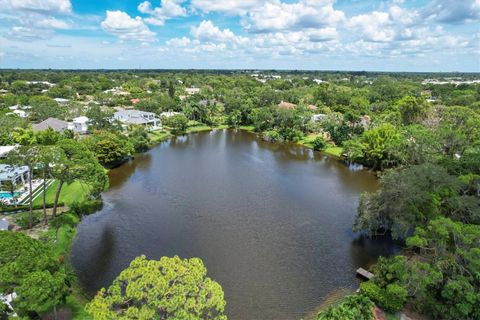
[71,130,397,320]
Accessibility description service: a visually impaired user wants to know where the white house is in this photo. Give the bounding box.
[160,111,181,118]
[0,146,17,159]
[113,110,160,130]
[311,114,327,122]
[185,87,200,95]
[53,98,70,106]
[68,116,89,134]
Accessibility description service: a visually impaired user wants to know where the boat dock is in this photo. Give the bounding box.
[356,267,374,280]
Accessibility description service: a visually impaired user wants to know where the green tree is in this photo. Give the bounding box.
[163,114,189,135]
[312,136,327,151]
[354,164,459,239]
[344,123,404,170]
[0,232,68,317]
[85,255,227,320]
[397,96,428,125]
[29,96,64,121]
[316,295,374,320]
[84,131,134,167]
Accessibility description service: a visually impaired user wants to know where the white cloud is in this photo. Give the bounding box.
[243,0,345,32]
[348,11,394,42]
[0,0,72,14]
[138,0,187,26]
[423,0,480,24]
[101,10,156,42]
[35,17,71,29]
[190,0,267,15]
[190,20,236,42]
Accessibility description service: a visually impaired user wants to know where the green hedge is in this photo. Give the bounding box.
[0,202,65,214]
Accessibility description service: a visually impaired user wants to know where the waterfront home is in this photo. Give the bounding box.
[113,109,160,130]
[185,87,200,95]
[32,118,69,133]
[68,116,89,134]
[0,146,17,159]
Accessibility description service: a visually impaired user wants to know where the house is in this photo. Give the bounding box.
[313,79,327,84]
[104,87,131,96]
[113,109,160,129]
[0,146,17,159]
[68,116,89,134]
[32,118,69,132]
[185,87,200,95]
[278,101,297,110]
[0,164,29,191]
[160,111,181,118]
[131,98,141,105]
[5,110,27,118]
[53,98,70,106]
[307,105,318,111]
[311,114,327,122]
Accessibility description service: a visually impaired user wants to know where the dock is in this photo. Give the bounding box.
[356,267,374,280]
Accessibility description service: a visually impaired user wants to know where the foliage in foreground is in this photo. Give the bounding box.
[0,231,69,318]
[316,294,374,320]
[85,255,227,320]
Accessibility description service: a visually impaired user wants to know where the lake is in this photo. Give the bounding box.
[71,129,397,319]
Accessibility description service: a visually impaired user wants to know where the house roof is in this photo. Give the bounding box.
[278,101,297,110]
[32,118,69,132]
[0,146,16,158]
[72,116,89,123]
[0,164,29,182]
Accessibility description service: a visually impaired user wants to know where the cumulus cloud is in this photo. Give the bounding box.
[423,0,480,24]
[0,0,72,14]
[138,0,187,26]
[190,0,268,15]
[348,11,395,42]
[243,0,345,33]
[101,10,156,42]
[190,20,237,42]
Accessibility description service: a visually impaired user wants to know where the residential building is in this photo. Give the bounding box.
[68,116,89,134]
[0,146,17,159]
[113,109,160,129]
[32,118,69,132]
[160,111,181,118]
[311,114,327,122]
[0,164,29,191]
[185,87,200,95]
[278,101,297,110]
[53,98,70,105]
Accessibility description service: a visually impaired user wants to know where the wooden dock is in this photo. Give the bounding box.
[356,267,374,280]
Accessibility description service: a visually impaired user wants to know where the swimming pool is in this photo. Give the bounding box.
[0,192,22,200]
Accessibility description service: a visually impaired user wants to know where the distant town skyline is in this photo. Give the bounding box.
[0,0,479,71]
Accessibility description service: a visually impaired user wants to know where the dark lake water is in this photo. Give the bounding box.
[71,130,397,319]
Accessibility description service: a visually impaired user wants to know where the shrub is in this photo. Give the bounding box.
[312,136,328,151]
[316,294,375,320]
[263,130,283,143]
[360,281,407,313]
[70,199,103,216]
[15,212,43,229]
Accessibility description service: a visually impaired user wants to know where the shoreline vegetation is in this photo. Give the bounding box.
[1,70,478,320]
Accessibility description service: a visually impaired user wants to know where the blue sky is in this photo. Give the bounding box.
[0,0,479,71]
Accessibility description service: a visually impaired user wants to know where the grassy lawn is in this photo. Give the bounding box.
[32,180,91,207]
[239,125,255,132]
[186,123,229,133]
[298,134,343,157]
[148,130,172,143]
[41,214,92,319]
